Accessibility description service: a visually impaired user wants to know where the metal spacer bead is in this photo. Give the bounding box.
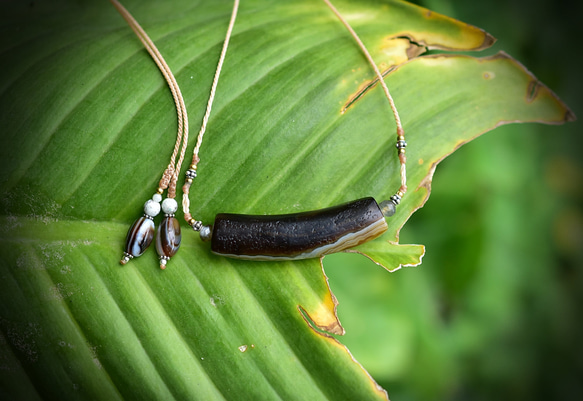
[390,193,402,205]
[120,252,133,265]
[191,220,203,231]
[395,140,407,150]
[143,213,154,220]
[185,169,197,179]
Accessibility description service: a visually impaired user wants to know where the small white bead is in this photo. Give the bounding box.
[152,193,163,203]
[144,199,161,217]
[162,198,178,214]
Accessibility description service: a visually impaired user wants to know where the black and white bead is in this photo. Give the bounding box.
[389,193,402,205]
[395,139,407,153]
[185,169,197,179]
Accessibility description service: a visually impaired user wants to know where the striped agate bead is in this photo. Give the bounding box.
[210,197,388,260]
[122,216,155,261]
[156,216,181,269]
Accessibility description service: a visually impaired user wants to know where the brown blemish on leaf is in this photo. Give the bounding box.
[410,60,574,232]
[526,79,540,103]
[300,302,344,335]
[340,1,499,113]
[342,33,426,114]
[342,65,397,114]
[479,32,497,50]
[379,37,425,65]
[418,165,435,194]
[481,52,575,122]
[406,42,426,59]
[564,109,576,122]
[483,52,577,122]
[347,51,575,124]
[298,260,344,336]
[299,305,339,336]
[389,2,496,52]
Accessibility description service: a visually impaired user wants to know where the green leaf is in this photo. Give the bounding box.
[0,0,573,400]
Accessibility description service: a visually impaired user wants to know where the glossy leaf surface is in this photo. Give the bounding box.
[0,0,572,399]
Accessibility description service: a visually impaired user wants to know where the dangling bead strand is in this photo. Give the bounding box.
[120,192,162,264]
[378,131,407,216]
[182,162,213,241]
[113,0,190,268]
[182,0,239,238]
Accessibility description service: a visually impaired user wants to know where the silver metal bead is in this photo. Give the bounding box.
[395,140,407,150]
[199,225,213,242]
[378,200,396,217]
[120,252,133,265]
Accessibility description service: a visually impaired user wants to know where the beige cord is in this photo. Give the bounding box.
[110,0,189,198]
[321,0,407,196]
[182,0,240,227]
[191,0,240,164]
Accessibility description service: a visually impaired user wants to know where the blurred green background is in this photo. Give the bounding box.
[324,0,582,400]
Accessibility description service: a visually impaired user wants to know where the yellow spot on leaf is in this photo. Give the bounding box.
[483,71,495,79]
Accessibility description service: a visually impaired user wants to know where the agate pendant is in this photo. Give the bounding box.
[210,197,388,260]
[121,216,155,264]
[156,216,181,269]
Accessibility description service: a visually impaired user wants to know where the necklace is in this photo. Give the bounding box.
[114,0,407,269]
